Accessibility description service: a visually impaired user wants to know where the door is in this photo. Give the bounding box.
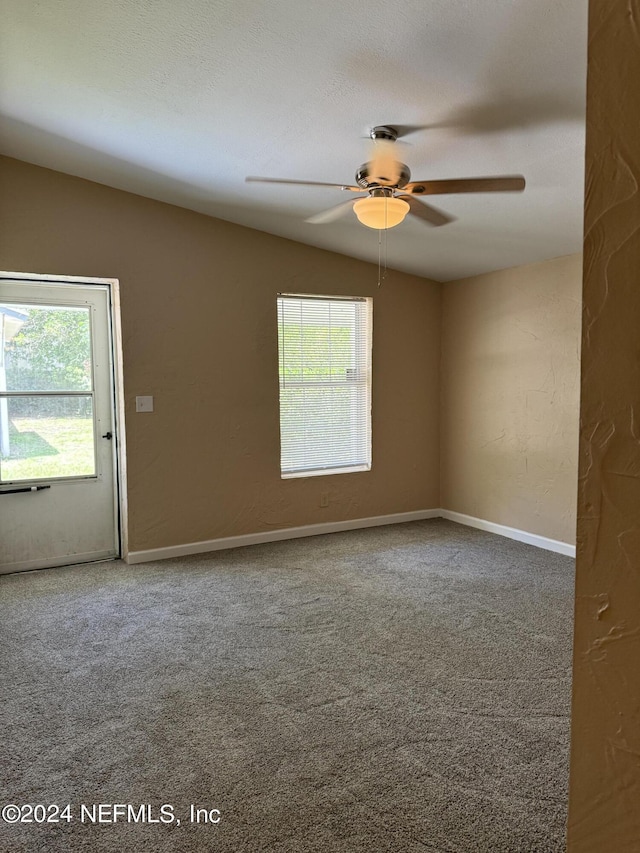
[0,278,119,574]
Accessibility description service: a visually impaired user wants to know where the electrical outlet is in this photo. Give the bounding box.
[319,493,329,508]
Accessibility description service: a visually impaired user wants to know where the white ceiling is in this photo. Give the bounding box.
[0,0,588,282]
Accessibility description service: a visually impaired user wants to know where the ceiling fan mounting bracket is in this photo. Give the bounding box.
[369,125,398,142]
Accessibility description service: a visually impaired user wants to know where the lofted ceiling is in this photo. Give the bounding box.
[0,0,588,282]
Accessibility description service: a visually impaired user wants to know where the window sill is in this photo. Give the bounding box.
[281,464,371,479]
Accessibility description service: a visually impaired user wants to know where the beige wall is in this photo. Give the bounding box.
[0,154,585,560]
[0,156,441,553]
[440,254,582,544]
[568,0,640,848]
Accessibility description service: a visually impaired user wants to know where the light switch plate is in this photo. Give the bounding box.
[135,395,154,413]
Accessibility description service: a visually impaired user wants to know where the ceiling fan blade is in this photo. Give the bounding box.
[305,198,359,224]
[429,94,585,136]
[246,176,360,191]
[403,175,526,195]
[390,124,433,139]
[397,195,454,227]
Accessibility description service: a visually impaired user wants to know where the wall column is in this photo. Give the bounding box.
[568,1,640,849]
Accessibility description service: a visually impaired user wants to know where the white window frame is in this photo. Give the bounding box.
[277,293,373,479]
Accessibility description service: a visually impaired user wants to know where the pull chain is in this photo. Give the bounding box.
[384,224,388,281]
[377,200,389,287]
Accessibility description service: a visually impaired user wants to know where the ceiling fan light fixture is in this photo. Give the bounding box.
[353,195,410,230]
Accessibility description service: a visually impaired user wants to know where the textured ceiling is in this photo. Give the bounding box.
[0,0,588,281]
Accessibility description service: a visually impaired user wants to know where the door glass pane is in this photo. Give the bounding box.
[1,304,92,392]
[0,395,95,482]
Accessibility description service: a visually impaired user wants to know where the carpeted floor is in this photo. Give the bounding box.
[0,519,574,852]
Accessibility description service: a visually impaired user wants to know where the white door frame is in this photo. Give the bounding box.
[0,270,128,562]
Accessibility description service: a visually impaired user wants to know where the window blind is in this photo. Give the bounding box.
[277,294,372,477]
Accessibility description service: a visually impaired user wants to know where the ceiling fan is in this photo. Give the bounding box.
[246,125,525,230]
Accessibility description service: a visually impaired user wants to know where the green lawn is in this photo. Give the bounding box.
[1,417,95,481]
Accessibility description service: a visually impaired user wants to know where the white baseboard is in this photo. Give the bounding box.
[125,507,575,564]
[125,509,442,564]
[439,509,576,558]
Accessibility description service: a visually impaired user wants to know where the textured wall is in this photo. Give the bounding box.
[568,1,640,849]
[0,156,441,553]
[440,254,582,544]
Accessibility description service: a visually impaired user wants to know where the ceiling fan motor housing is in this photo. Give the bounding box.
[356,162,411,190]
[357,125,411,190]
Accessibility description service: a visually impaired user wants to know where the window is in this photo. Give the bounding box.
[277,294,372,478]
[1,302,96,482]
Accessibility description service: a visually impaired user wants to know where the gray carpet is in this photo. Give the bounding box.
[0,519,574,852]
